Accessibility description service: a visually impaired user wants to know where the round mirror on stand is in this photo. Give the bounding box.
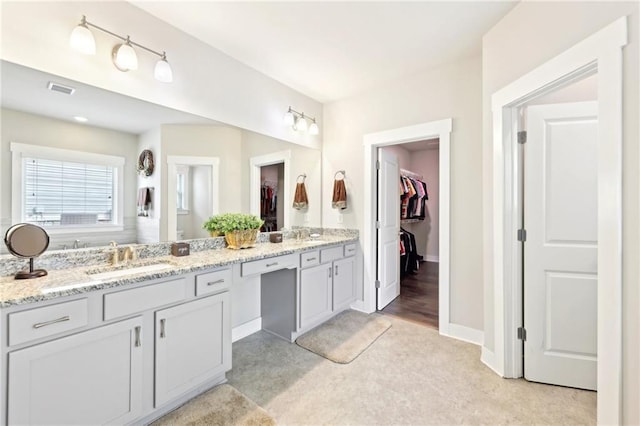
[4,223,50,279]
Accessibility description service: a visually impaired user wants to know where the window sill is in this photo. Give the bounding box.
[177,209,190,216]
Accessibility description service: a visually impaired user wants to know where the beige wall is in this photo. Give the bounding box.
[481,2,639,423]
[1,108,139,250]
[323,54,483,331]
[241,130,322,228]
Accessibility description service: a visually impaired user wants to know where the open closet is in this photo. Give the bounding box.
[259,163,284,232]
[380,139,440,329]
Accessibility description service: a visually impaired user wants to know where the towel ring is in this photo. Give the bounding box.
[296,174,307,184]
[334,170,346,180]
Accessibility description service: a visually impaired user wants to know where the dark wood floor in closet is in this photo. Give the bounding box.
[381,261,439,329]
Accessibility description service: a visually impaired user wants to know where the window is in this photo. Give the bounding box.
[176,165,190,214]
[11,143,124,233]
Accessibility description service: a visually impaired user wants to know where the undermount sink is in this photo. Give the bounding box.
[87,262,175,280]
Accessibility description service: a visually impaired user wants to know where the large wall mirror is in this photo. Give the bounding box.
[0,60,322,252]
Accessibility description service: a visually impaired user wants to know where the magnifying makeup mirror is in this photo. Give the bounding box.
[4,223,50,279]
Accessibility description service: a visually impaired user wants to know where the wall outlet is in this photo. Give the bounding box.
[337,213,343,224]
[304,214,309,223]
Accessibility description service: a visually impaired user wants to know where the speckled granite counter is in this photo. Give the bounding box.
[0,233,358,308]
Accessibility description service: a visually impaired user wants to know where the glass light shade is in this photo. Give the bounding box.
[296,116,308,132]
[283,111,295,126]
[115,43,138,71]
[69,24,96,55]
[308,121,319,135]
[154,58,173,83]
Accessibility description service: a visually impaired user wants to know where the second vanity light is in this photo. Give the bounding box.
[69,15,173,83]
[283,107,319,135]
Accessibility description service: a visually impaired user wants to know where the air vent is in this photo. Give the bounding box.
[47,81,75,95]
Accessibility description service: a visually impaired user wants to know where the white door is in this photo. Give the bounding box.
[376,148,400,310]
[524,101,598,390]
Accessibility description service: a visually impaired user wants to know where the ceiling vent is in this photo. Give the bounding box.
[47,81,75,95]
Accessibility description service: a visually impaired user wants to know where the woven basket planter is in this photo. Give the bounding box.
[225,229,258,250]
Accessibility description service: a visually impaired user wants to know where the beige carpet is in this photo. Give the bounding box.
[295,310,391,363]
[151,384,276,426]
[228,315,596,425]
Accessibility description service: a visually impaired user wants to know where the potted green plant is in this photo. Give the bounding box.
[202,213,264,249]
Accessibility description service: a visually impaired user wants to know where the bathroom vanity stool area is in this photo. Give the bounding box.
[0,237,358,425]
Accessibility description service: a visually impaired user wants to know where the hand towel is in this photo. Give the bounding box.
[292,182,308,210]
[137,188,151,207]
[332,178,347,209]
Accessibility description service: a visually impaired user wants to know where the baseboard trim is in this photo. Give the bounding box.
[440,323,483,346]
[232,317,262,342]
[480,346,504,377]
[425,255,439,263]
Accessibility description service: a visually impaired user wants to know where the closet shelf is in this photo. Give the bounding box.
[401,218,423,224]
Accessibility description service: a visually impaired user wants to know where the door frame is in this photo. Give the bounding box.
[166,155,220,241]
[484,16,627,425]
[361,119,468,342]
[249,150,291,229]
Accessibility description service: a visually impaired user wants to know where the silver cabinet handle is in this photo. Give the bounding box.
[207,278,225,286]
[307,257,317,262]
[134,326,141,347]
[266,262,278,267]
[335,265,339,276]
[33,316,70,329]
[160,318,166,338]
[329,266,333,278]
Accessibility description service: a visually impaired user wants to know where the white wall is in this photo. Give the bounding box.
[481,3,639,423]
[1,108,139,251]
[0,1,322,150]
[323,54,483,331]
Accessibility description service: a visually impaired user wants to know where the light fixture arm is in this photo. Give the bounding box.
[286,106,316,123]
[82,15,167,60]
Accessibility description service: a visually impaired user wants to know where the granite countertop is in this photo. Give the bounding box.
[0,235,358,308]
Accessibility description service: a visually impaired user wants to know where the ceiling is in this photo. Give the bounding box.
[1,61,217,135]
[134,1,518,103]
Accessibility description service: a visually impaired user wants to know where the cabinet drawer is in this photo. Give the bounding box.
[320,246,343,263]
[344,243,357,257]
[300,251,320,268]
[104,278,187,320]
[9,299,88,346]
[241,254,297,277]
[196,268,232,296]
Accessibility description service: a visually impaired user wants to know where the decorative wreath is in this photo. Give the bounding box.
[137,149,155,177]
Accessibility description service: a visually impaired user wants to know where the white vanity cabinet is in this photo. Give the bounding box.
[299,243,357,332]
[154,292,231,406]
[7,316,143,425]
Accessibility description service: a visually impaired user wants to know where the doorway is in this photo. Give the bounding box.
[361,119,471,343]
[487,17,626,424]
[259,163,284,232]
[378,139,440,329]
[249,150,291,230]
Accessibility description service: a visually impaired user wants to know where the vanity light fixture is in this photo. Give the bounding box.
[69,15,173,83]
[283,106,319,135]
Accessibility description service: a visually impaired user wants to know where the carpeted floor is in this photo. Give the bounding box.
[228,315,596,425]
[295,310,391,363]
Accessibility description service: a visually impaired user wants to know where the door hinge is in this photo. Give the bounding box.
[517,229,527,242]
[517,130,527,144]
[375,280,381,289]
[376,221,381,229]
[376,160,380,170]
[517,327,527,341]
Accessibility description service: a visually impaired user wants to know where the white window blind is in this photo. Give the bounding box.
[23,157,115,226]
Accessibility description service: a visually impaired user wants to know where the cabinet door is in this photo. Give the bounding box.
[8,317,143,425]
[155,292,231,407]
[333,256,356,311]
[300,263,333,330]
